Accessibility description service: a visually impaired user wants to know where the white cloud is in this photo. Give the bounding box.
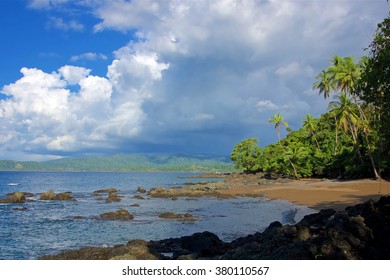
[59,65,91,85]
[47,16,84,32]
[256,100,279,112]
[0,65,146,156]
[2,0,388,159]
[107,47,169,95]
[70,52,108,62]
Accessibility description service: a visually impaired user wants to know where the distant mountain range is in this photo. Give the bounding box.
[0,154,235,172]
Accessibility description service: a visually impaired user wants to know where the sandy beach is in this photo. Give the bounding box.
[218,176,390,211]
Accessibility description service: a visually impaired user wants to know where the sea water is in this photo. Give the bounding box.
[0,171,316,260]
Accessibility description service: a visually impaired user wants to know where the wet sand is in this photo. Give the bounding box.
[218,177,390,211]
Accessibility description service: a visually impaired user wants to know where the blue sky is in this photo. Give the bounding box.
[0,0,389,161]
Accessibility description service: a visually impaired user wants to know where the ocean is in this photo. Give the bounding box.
[0,171,316,260]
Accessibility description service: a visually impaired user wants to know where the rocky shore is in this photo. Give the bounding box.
[40,195,390,260]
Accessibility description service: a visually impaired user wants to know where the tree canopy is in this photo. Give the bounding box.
[230,13,390,178]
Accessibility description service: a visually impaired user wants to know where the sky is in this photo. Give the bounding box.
[0,0,389,161]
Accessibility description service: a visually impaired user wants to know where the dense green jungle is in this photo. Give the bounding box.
[230,14,390,179]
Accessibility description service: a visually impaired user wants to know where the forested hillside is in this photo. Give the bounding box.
[0,154,235,172]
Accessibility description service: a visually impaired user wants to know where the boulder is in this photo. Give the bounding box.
[55,192,74,201]
[40,190,56,200]
[100,209,134,220]
[40,190,74,201]
[158,212,197,222]
[149,231,228,259]
[132,195,145,200]
[0,192,26,203]
[105,192,122,203]
[93,188,118,194]
[39,196,390,260]
[136,187,147,194]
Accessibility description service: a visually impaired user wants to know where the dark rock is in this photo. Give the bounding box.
[93,188,118,194]
[149,231,228,259]
[132,195,145,200]
[39,196,390,260]
[130,204,140,207]
[55,192,74,201]
[100,209,134,220]
[158,212,197,222]
[106,192,122,203]
[136,187,147,193]
[12,207,28,211]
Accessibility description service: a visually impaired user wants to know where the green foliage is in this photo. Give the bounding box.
[230,138,263,173]
[359,14,390,174]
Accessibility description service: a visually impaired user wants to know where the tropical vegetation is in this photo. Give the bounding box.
[231,14,390,179]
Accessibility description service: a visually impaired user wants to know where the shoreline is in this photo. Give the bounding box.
[152,173,390,211]
[222,176,390,211]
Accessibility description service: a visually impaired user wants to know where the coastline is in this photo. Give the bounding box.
[154,173,390,211]
[218,175,390,211]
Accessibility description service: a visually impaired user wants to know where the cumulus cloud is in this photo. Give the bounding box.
[0,63,151,156]
[2,0,388,159]
[59,65,91,85]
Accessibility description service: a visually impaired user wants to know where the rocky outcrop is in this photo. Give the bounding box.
[147,182,231,199]
[0,192,26,203]
[105,192,122,203]
[93,188,118,194]
[40,196,390,260]
[99,209,134,220]
[132,195,145,200]
[158,212,197,222]
[40,190,74,201]
[222,196,390,260]
[136,187,147,194]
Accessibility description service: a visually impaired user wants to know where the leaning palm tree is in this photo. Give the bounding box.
[269,113,298,178]
[314,56,381,179]
[329,93,362,163]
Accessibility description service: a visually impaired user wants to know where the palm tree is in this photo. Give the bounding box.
[329,93,362,163]
[312,70,334,100]
[334,56,361,96]
[269,113,288,142]
[302,114,320,149]
[284,144,309,178]
[269,113,298,178]
[314,56,381,179]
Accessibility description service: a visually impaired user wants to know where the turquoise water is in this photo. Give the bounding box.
[0,171,316,260]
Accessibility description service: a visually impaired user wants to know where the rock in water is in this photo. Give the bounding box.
[100,209,134,220]
[105,192,122,203]
[158,212,197,222]
[93,188,118,194]
[40,190,74,201]
[0,192,26,203]
[40,196,390,260]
